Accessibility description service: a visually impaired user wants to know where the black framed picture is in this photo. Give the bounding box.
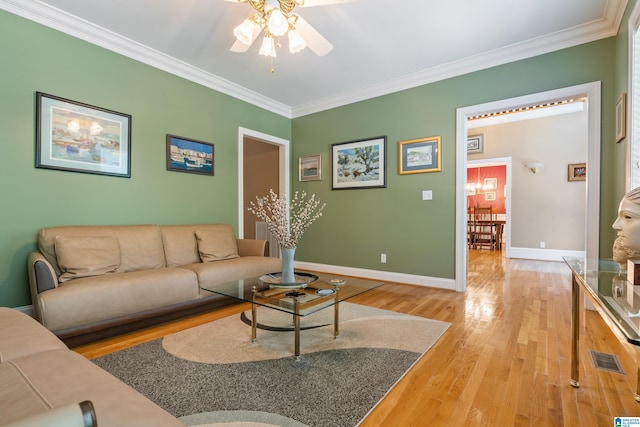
[331,136,387,190]
[166,134,214,176]
[36,92,131,178]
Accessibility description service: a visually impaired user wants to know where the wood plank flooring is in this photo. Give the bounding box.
[74,250,640,426]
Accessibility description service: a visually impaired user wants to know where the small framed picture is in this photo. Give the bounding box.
[398,136,441,174]
[299,154,321,181]
[467,134,484,154]
[616,93,626,143]
[332,136,386,190]
[36,92,131,178]
[166,134,214,176]
[485,192,496,201]
[568,163,586,181]
[484,178,497,190]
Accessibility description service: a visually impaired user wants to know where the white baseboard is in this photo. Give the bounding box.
[509,247,585,262]
[294,261,456,290]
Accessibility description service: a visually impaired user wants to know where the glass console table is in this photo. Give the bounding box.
[563,257,640,401]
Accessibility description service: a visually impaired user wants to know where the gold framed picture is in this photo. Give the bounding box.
[568,163,586,181]
[398,136,441,174]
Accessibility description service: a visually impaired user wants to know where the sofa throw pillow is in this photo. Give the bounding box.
[55,235,123,283]
[195,229,240,262]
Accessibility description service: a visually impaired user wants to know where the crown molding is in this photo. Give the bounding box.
[0,0,293,118]
[291,0,627,117]
[1,0,627,119]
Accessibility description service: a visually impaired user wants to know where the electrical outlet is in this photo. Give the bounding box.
[540,242,545,249]
[381,253,387,263]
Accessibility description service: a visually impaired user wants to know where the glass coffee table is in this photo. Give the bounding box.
[201,273,383,358]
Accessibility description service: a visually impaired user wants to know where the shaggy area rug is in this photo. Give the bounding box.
[93,302,449,427]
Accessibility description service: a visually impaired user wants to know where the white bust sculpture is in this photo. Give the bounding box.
[613,187,640,271]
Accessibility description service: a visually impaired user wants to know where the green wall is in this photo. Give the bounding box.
[292,38,619,278]
[0,4,632,307]
[0,10,290,307]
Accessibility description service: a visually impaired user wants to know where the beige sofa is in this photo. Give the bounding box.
[27,224,281,346]
[0,307,184,427]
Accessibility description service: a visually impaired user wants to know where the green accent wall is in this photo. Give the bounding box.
[292,38,619,278]
[0,10,290,307]
[0,3,632,307]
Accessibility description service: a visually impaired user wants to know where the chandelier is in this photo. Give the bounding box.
[233,0,308,57]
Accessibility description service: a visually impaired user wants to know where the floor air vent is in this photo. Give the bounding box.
[589,350,625,374]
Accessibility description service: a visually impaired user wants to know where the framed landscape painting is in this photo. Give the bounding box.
[36,92,131,178]
[299,154,321,181]
[398,136,441,174]
[166,134,214,176]
[332,136,387,190]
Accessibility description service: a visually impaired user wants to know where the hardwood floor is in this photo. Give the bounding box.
[74,250,640,426]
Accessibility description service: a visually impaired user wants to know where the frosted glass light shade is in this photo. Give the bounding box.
[234,19,255,45]
[259,36,277,57]
[288,29,306,53]
[268,9,288,36]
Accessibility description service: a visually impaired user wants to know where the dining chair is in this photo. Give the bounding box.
[473,205,496,250]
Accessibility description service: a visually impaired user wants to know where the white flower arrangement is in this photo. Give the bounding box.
[248,190,326,249]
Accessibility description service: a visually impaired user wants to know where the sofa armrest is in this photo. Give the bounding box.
[28,251,58,324]
[3,401,97,427]
[28,252,58,293]
[236,239,270,257]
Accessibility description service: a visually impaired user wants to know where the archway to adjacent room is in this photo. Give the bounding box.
[455,82,601,292]
[237,127,290,242]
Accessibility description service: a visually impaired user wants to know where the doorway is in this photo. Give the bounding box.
[467,158,512,257]
[455,82,601,292]
[237,127,290,239]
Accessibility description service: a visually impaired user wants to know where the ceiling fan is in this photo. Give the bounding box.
[227,0,354,57]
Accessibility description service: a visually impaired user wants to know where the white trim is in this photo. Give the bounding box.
[456,82,601,293]
[0,0,291,118]
[237,127,290,238]
[0,0,626,118]
[294,261,456,291]
[628,1,640,191]
[291,3,626,117]
[509,248,586,262]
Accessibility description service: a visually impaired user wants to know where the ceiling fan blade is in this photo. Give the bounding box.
[230,25,262,52]
[295,15,333,56]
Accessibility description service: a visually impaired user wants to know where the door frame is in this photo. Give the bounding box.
[455,82,601,292]
[237,127,290,238]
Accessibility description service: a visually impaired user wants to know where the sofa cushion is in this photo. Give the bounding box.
[37,268,200,332]
[161,224,239,267]
[0,308,68,362]
[0,349,183,427]
[38,225,166,277]
[186,256,282,289]
[195,229,240,262]
[55,236,123,283]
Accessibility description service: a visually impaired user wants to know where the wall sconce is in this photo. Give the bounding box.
[525,162,543,174]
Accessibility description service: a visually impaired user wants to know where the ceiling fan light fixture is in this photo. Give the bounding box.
[267,8,288,36]
[233,18,256,45]
[259,35,277,57]
[288,29,306,53]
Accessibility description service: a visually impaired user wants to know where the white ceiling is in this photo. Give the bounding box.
[0,0,627,117]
